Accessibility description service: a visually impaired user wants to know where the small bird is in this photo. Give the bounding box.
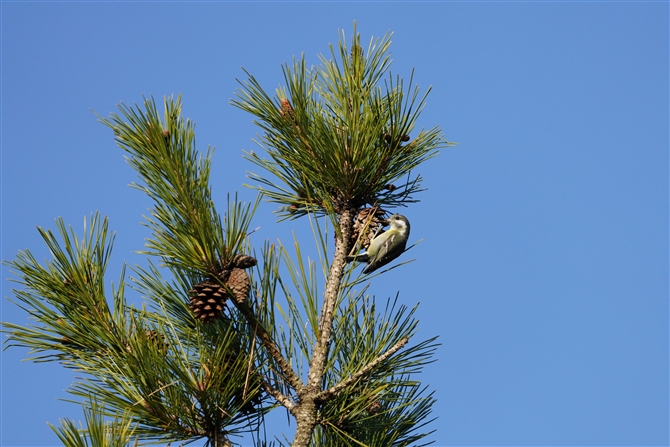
[347,214,411,274]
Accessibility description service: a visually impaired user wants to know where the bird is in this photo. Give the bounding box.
[347,214,411,274]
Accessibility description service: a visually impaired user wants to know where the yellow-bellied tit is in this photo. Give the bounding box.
[347,214,411,274]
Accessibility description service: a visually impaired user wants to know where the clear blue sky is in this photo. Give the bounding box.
[2,2,667,446]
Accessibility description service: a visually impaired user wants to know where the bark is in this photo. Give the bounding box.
[291,207,355,447]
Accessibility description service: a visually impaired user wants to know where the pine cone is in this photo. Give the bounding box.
[216,269,231,283]
[381,130,410,146]
[227,268,250,304]
[188,280,229,323]
[352,207,387,250]
[232,254,257,269]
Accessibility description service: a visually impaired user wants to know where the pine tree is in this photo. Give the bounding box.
[3,26,451,447]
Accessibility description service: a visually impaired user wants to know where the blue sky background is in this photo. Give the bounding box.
[1,2,668,447]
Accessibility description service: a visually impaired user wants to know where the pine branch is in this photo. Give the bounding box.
[98,95,254,276]
[261,381,296,414]
[315,336,408,403]
[2,213,127,363]
[49,399,138,447]
[232,300,304,394]
[232,27,451,219]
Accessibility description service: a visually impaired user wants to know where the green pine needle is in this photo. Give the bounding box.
[232,25,453,221]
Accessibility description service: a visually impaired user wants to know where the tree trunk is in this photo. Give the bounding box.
[291,207,355,447]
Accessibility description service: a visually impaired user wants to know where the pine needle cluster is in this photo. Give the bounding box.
[232,26,449,223]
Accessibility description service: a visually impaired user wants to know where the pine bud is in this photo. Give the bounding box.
[280,98,295,121]
[351,44,364,59]
[233,254,257,269]
[367,399,382,415]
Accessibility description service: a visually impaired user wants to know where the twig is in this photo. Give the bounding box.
[231,300,304,393]
[261,380,297,415]
[315,336,409,402]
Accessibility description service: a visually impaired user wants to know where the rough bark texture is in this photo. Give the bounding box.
[233,207,376,447]
[291,207,355,447]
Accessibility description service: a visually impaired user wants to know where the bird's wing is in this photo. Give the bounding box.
[347,229,391,265]
[363,232,397,273]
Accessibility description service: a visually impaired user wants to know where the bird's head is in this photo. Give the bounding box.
[387,214,410,236]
